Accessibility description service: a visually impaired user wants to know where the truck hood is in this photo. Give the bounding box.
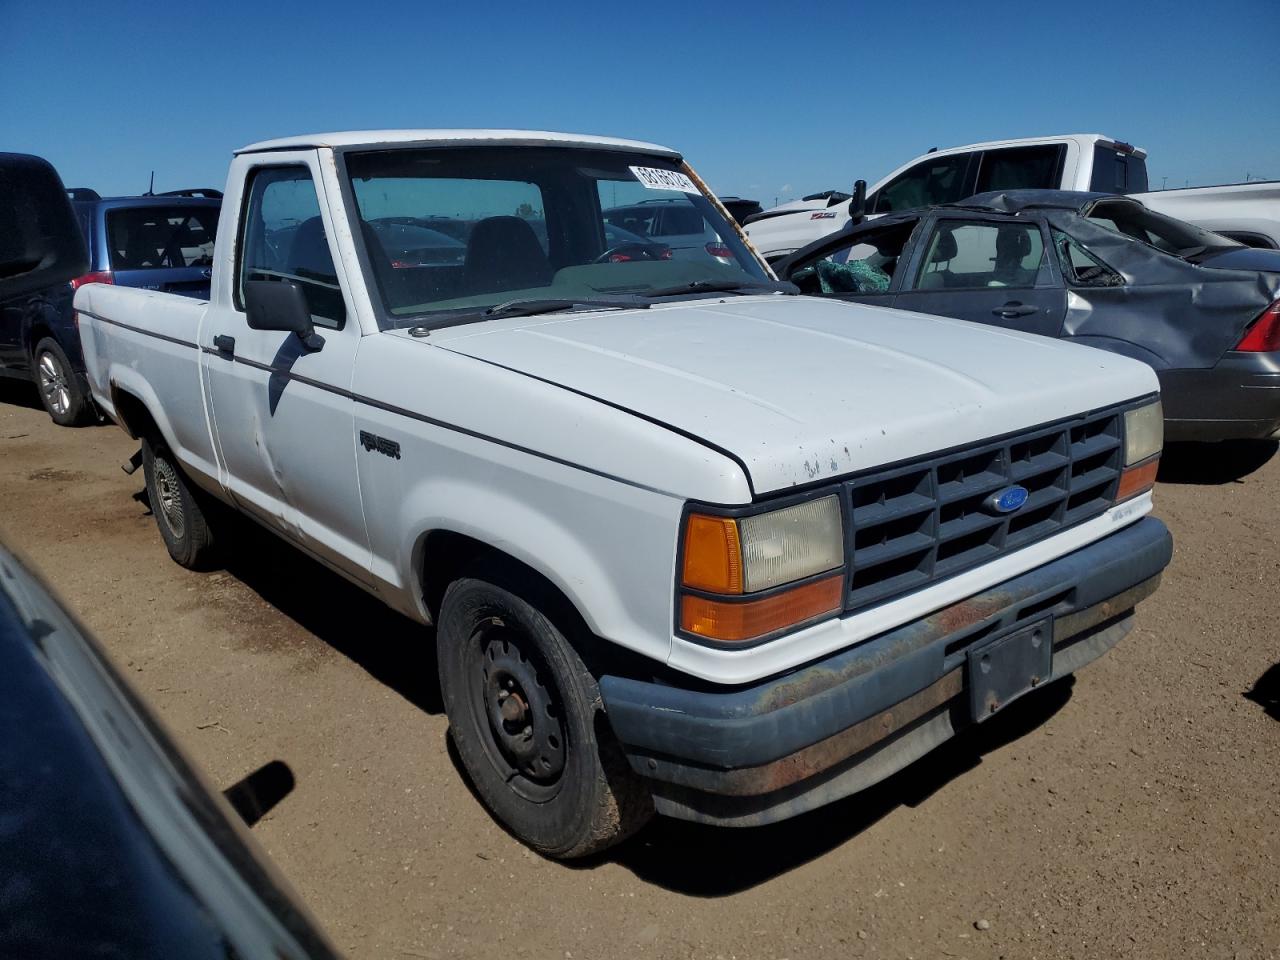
[427,296,1157,496]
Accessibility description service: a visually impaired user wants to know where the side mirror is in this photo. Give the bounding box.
[0,153,88,300]
[244,279,324,350]
[850,179,867,223]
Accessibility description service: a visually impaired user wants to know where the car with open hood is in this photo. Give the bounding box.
[74,130,1171,856]
[778,190,1280,443]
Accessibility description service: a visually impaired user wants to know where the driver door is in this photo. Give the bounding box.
[200,153,372,583]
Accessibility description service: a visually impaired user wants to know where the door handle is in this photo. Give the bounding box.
[213,334,236,356]
[992,302,1037,319]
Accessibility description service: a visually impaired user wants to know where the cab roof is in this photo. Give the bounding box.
[235,129,681,159]
[948,189,1138,214]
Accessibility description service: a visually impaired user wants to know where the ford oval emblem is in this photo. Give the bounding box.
[985,485,1029,515]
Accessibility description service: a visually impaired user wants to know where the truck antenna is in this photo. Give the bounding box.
[146,171,155,196]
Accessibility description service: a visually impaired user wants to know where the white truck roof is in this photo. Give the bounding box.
[235,129,681,158]
[916,133,1146,159]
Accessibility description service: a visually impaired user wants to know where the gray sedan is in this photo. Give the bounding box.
[778,190,1280,442]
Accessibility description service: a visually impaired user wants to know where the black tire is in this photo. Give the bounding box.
[32,337,93,426]
[437,565,653,858]
[141,437,220,569]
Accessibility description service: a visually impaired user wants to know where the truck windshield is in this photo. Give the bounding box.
[343,146,769,328]
[1086,199,1240,261]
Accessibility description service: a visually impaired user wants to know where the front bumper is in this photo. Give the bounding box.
[1161,352,1280,442]
[600,516,1172,827]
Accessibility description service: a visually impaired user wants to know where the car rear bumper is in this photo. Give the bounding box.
[599,516,1172,828]
[1161,352,1280,442]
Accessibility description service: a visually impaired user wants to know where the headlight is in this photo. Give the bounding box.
[679,494,845,643]
[1123,400,1163,466]
[1117,399,1163,502]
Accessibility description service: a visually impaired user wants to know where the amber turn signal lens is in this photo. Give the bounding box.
[1116,457,1159,502]
[682,514,743,594]
[681,574,844,642]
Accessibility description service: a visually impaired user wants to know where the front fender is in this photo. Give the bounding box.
[394,475,681,669]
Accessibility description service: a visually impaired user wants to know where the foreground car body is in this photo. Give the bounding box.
[0,543,337,958]
[76,130,1170,855]
[779,190,1280,442]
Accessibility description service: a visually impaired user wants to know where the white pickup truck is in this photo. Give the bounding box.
[747,133,1280,258]
[75,129,1172,857]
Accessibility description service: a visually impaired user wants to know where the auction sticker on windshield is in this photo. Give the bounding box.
[630,166,699,194]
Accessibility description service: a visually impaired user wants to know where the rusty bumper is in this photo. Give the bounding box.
[599,517,1172,828]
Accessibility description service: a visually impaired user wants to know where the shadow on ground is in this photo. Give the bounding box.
[0,378,44,414]
[1245,663,1280,722]
[1158,440,1277,485]
[140,494,444,714]
[589,677,1077,896]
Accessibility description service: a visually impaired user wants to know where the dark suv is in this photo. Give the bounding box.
[0,191,220,425]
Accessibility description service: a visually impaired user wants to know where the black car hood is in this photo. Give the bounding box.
[1197,246,1280,274]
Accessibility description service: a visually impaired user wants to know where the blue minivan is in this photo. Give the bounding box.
[0,191,220,425]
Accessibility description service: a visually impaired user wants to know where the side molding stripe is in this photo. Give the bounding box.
[82,311,675,494]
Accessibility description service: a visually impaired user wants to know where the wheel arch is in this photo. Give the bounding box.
[414,527,655,679]
[109,380,172,446]
[419,529,588,634]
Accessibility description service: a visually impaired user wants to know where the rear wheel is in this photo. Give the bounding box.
[437,566,652,858]
[33,338,92,426]
[142,437,220,569]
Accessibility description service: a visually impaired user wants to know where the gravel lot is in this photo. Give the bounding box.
[2,380,1278,960]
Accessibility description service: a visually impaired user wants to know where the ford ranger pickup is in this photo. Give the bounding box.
[74,129,1172,857]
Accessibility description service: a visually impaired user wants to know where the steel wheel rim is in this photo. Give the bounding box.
[466,616,567,803]
[37,352,71,416]
[153,457,185,539]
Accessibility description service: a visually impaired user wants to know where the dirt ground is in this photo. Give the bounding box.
[2,379,1278,960]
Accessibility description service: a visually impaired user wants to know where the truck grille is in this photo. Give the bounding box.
[846,408,1123,611]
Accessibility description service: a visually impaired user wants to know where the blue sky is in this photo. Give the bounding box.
[2,0,1276,202]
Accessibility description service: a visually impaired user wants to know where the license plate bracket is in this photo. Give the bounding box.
[967,617,1053,722]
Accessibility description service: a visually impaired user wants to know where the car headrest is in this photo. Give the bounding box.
[930,229,957,262]
[995,227,1031,262]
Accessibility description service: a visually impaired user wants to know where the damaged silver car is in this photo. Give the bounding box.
[779,190,1280,442]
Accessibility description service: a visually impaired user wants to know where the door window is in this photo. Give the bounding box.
[789,222,916,295]
[1052,229,1124,287]
[974,145,1065,193]
[912,220,1046,290]
[873,154,972,213]
[238,166,346,326]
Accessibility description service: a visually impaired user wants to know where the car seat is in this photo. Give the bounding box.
[463,216,553,295]
[993,227,1035,286]
[918,228,957,289]
[288,217,338,283]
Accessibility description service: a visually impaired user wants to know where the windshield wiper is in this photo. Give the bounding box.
[408,297,650,331]
[641,278,799,299]
[481,296,650,319]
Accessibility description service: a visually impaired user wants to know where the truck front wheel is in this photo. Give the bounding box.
[438,569,653,858]
[141,437,220,570]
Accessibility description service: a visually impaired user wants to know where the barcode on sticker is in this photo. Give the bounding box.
[629,166,699,194]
